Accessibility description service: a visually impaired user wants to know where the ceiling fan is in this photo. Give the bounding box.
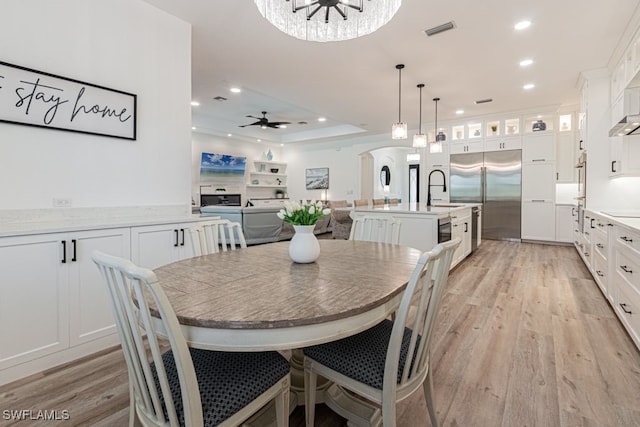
[239,111,291,129]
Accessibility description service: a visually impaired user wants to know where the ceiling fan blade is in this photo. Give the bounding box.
[270,121,291,126]
[246,115,262,120]
[239,120,262,127]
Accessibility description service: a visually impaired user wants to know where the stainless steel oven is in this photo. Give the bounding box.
[438,217,452,243]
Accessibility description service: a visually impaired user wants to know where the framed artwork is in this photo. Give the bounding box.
[306,167,329,190]
[0,61,136,140]
[200,152,246,183]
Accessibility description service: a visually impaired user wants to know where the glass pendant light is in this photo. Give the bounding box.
[430,97,443,153]
[413,83,427,148]
[392,64,407,139]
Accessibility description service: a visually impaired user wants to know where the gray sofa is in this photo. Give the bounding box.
[200,206,330,245]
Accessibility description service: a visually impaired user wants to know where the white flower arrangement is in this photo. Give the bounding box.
[277,200,331,226]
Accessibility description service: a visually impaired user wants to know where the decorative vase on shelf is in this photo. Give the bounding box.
[266,148,273,161]
[289,225,320,263]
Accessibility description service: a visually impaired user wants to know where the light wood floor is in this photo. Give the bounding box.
[1,240,640,426]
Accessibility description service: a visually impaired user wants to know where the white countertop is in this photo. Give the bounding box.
[0,205,208,238]
[352,202,480,218]
[594,211,640,232]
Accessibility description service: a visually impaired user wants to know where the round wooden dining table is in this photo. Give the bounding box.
[153,239,422,352]
[153,239,423,425]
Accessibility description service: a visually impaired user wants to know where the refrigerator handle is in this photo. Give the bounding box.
[481,166,486,203]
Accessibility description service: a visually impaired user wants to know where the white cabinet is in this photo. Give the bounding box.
[0,233,69,370]
[450,140,483,154]
[0,227,129,371]
[451,208,472,267]
[556,132,578,182]
[68,228,130,346]
[130,222,197,270]
[610,136,640,177]
[612,224,640,349]
[483,136,522,152]
[523,133,556,163]
[522,163,555,201]
[522,201,555,241]
[555,205,576,243]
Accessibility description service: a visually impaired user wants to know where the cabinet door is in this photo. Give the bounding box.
[451,220,465,266]
[484,136,521,152]
[522,201,556,241]
[610,136,640,177]
[0,234,69,369]
[555,205,575,243]
[522,163,555,201]
[556,132,577,182]
[523,133,555,162]
[68,228,130,346]
[131,223,188,269]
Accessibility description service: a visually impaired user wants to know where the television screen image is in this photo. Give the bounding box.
[306,167,329,190]
[200,153,246,184]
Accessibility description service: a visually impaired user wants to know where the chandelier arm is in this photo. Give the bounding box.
[307,4,323,19]
[342,3,363,12]
[325,6,331,22]
[334,6,347,19]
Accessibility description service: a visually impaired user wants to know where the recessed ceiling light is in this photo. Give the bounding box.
[191,126,196,130]
[227,133,232,137]
[278,125,287,129]
[280,143,284,147]
[229,87,241,93]
[519,58,533,67]
[523,83,535,90]
[514,20,531,30]
[318,117,327,122]
[190,101,200,106]
[257,139,262,142]
[455,109,464,115]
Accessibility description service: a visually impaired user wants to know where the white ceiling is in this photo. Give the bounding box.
[143,0,640,145]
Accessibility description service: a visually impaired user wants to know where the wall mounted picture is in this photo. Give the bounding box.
[200,153,246,183]
[306,167,329,190]
[0,61,136,140]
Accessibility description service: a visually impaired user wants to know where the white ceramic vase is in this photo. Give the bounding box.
[289,225,320,263]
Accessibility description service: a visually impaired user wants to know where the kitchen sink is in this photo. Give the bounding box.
[430,204,465,208]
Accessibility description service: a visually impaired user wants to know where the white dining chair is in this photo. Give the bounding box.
[349,216,402,245]
[92,250,290,427]
[303,238,461,427]
[189,219,247,256]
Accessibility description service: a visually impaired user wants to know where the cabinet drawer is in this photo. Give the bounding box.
[616,273,640,346]
[592,250,607,293]
[616,249,640,288]
[592,230,608,259]
[615,226,640,254]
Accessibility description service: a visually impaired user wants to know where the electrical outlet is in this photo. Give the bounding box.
[53,198,72,207]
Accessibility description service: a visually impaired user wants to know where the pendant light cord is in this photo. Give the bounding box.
[396,64,405,122]
[433,97,440,137]
[417,83,424,134]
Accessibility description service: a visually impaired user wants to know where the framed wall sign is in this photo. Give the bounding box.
[0,61,136,140]
[306,167,329,190]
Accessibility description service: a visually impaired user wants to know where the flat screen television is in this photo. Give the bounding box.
[200,152,246,184]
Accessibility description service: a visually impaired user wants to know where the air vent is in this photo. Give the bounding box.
[297,121,308,125]
[424,21,456,37]
[474,98,493,104]
[213,96,227,101]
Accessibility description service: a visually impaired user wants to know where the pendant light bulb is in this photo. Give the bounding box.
[413,83,427,148]
[392,64,407,139]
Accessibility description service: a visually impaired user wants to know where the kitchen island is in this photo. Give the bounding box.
[352,202,482,268]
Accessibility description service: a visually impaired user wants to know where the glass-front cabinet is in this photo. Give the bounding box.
[524,114,554,133]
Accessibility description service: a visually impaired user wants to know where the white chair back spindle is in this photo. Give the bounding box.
[349,216,402,244]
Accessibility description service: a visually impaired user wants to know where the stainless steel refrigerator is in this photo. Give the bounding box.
[450,150,522,241]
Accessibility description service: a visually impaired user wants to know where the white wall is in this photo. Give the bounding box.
[0,0,191,210]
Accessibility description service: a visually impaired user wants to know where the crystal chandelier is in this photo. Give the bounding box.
[413,83,427,148]
[254,0,402,42]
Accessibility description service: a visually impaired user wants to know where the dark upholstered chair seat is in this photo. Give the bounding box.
[154,348,290,426]
[303,320,419,390]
